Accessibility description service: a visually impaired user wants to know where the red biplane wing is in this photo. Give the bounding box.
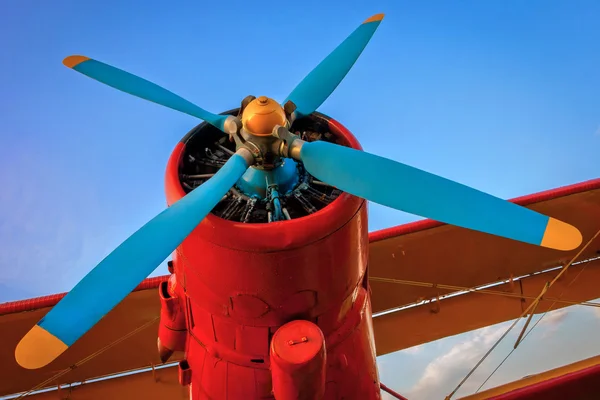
[461,354,600,400]
[369,178,600,356]
[1,178,599,399]
[0,277,181,398]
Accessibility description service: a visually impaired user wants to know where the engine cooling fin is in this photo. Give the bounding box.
[179,112,345,223]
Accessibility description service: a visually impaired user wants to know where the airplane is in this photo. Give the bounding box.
[3,12,599,400]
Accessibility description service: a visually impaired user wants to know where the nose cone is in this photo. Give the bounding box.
[242,96,287,136]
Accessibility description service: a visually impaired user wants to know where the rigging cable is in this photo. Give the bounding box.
[475,239,599,392]
[444,228,600,400]
[369,276,600,312]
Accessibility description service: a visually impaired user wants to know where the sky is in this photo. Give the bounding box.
[0,0,599,398]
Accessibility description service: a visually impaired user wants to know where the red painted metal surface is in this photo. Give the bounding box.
[491,363,600,400]
[163,115,381,399]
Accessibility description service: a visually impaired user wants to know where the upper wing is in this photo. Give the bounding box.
[370,178,600,356]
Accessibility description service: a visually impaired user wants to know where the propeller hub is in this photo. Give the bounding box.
[242,96,287,137]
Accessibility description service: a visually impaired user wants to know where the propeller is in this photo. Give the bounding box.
[15,13,388,370]
[283,14,384,118]
[62,55,233,132]
[16,12,582,371]
[297,140,582,251]
[15,150,252,369]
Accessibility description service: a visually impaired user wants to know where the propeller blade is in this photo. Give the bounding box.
[283,14,384,118]
[63,55,228,131]
[299,141,582,251]
[15,151,251,369]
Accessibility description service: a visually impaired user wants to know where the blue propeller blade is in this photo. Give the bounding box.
[15,152,250,369]
[300,141,582,251]
[63,55,228,131]
[283,14,384,118]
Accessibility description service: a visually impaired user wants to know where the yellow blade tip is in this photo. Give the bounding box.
[363,13,385,24]
[541,217,583,251]
[63,55,90,68]
[15,325,68,369]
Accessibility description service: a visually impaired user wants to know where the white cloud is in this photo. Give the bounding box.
[402,344,424,355]
[538,308,569,326]
[407,323,511,400]
[402,306,598,399]
[537,308,570,339]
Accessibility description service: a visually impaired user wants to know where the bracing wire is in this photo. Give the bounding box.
[444,228,600,400]
[475,241,597,393]
[16,317,159,399]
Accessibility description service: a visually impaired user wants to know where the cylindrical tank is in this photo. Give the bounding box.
[270,320,327,400]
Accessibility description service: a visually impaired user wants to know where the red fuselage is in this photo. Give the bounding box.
[157,114,381,399]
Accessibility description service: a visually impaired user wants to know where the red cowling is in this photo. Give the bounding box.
[162,115,381,399]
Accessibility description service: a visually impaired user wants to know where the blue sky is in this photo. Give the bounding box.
[0,0,599,398]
